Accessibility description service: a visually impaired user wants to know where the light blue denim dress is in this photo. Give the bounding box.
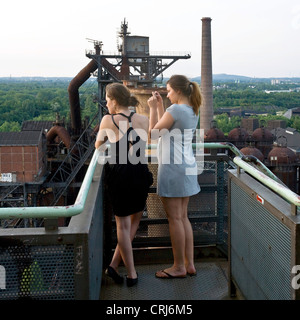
[157,104,201,197]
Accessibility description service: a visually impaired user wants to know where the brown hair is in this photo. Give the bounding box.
[106,82,139,107]
[167,75,202,115]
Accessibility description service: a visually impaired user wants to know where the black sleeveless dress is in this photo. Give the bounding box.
[104,112,153,217]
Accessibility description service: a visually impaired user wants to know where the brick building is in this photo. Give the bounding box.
[0,131,47,183]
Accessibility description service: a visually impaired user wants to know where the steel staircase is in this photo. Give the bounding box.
[46,111,99,206]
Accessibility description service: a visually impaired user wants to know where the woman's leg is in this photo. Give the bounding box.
[156,197,187,277]
[181,197,196,275]
[110,212,142,277]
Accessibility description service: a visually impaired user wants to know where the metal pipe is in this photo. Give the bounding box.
[234,156,300,207]
[68,60,98,135]
[193,142,244,156]
[46,125,71,149]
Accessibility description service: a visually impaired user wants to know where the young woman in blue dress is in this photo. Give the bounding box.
[148,75,202,278]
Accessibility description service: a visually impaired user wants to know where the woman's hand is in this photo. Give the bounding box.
[147,91,162,109]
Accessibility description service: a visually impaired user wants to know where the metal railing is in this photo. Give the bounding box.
[0,148,100,220]
[0,142,299,221]
[233,156,300,214]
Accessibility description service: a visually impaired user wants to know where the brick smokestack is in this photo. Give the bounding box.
[200,17,214,134]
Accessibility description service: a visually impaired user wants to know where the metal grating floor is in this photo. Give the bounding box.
[100,260,230,300]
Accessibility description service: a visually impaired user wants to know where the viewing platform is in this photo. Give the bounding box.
[100,250,231,300]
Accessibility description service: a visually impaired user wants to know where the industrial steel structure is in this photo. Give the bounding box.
[86,19,191,110]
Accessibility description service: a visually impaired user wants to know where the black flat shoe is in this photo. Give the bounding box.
[126,275,138,287]
[105,266,124,284]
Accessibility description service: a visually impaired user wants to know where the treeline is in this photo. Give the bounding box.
[0,79,98,131]
[0,79,300,133]
[214,113,300,135]
[211,81,300,134]
[213,88,300,111]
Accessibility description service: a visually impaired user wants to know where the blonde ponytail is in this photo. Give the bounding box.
[167,75,202,115]
[189,82,202,115]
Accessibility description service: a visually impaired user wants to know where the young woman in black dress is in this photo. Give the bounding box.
[95,83,152,287]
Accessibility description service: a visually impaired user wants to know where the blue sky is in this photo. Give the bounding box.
[1,0,300,78]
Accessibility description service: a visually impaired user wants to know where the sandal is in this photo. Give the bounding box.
[155,270,186,279]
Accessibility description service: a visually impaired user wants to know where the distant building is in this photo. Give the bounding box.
[267,119,286,130]
[214,108,244,117]
[271,79,281,85]
[241,118,259,134]
[271,127,300,156]
[21,120,53,132]
[283,107,300,119]
[0,131,47,183]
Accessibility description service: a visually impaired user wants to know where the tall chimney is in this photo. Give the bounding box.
[200,17,214,134]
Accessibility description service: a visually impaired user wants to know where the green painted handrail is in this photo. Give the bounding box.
[0,148,101,219]
[233,156,300,207]
[194,142,284,184]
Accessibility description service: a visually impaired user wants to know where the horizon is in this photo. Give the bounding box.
[1,73,300,80]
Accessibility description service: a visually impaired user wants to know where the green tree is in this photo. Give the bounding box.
[214,113,241,135]
[290,116,300,131]
[0,121,21,132]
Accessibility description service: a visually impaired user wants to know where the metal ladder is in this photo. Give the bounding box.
[0,184,23,204]
[46,111,99,206]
